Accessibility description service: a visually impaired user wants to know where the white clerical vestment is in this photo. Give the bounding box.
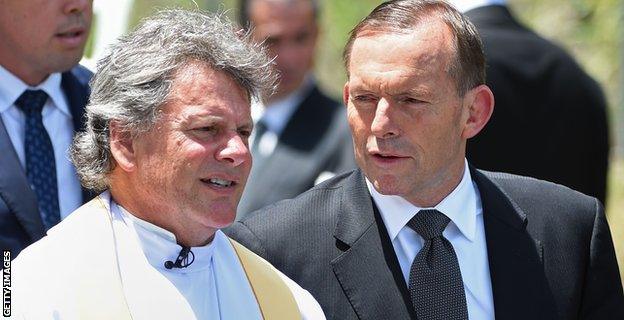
[11,192,324,319]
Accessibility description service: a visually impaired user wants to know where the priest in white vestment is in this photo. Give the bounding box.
[10,9,324,320]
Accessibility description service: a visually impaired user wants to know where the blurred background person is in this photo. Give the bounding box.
[450,0,611,203]
[0,0,93,256]
[235,0,356,218]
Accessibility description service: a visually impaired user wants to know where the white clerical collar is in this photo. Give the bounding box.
[113,202,216,273]
[367,159,480,242]
[448,0,507,12]
[251,74,314,136]
[0,64,70,117]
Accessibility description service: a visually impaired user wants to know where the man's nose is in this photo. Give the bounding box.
[63,0,91,15]
[216,134,250,167]
[370,98,400,139]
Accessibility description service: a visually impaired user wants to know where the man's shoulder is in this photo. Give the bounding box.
[14,196,110,265]
[249,169,353,218]
[476,169,600,215]
[62,64,93,87]
[229,170,356,242]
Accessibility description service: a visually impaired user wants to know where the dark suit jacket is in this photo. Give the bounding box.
[229,169,624,319]
[0,65,92,256]
[236,85,355,218]
[465,5,610,203]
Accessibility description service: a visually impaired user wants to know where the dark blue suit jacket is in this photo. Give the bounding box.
[0,65,92,256]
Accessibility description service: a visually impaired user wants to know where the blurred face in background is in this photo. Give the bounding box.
[248,0,318,101]
[0,0,93,85]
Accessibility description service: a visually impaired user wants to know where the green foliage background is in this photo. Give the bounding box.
[126,0,624,280]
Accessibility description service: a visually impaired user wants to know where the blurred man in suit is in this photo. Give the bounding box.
[236,0,355,217]
[229,0,624,319]
[0,0,93,256]
[451,0,610,203]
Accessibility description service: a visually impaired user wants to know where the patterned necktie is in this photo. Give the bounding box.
[15,89,61,230]
[407,209,468,320]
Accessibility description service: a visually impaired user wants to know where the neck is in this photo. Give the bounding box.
[0,56,49,86]
[405,159,466,208]
[109,177,216,247]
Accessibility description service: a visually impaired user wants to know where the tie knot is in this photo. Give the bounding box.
[15,89,48,114]
[407,209,450,240]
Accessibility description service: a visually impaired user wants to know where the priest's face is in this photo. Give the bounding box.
[126,62,252,243]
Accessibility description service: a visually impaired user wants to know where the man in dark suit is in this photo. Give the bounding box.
[236,0,355,217]
[229,1,624,319]
[0,0,93,255]
[454,0,610,203]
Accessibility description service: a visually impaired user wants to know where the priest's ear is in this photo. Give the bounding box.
[109,120,137,172]
[460,84,494,140]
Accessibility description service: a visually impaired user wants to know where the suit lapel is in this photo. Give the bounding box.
[473,168,556,319]
[0,118,45,241]
[331,171,414,320]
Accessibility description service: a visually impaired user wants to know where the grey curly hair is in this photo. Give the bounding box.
[71,8,276,191]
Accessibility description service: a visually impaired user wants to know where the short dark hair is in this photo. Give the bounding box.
[343,0,485,96]
[238,0,319,29]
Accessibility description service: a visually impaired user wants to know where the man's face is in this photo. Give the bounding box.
[130,62,253,238]
[344,20,471,206]
[0,0,92,85]
[249,0,318,100]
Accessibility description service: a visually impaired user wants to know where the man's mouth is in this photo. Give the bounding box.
[201,178,236,188]
[54,26,87,47]
[371,151,406,158]
[374,154,401,159]
[57,30,83,38]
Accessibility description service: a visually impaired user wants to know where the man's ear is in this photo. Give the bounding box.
[461,84,494,140]
[109,121,136,173]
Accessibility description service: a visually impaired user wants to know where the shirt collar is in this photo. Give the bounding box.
[113,202,216,273]
[368,159,480,242]
[448,0,507,12]
[252,74,314,135]
[0,64,70,116]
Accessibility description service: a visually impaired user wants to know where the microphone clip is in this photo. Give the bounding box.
[164,246,195,269]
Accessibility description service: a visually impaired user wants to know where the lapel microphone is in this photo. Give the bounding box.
[164,246,195,269]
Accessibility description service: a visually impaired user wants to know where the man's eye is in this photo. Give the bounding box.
[196,126,217,133]
[352,95,377,103]
[238,129,252,138]
[294,32,311,44]
[401,97,426,105]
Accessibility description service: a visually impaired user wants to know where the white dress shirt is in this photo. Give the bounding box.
[0,65,83,219]
[448,0,507,12]
[110,197,324,319]
[250,75,314,157]
[368,159,495,319]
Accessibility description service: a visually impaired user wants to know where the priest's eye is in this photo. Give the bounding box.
[196,126,217,133]
[238,129,252,138]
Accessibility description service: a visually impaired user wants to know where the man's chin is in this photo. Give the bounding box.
[372,175,406,197]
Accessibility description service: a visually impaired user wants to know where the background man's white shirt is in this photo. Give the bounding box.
[0,65,82,219]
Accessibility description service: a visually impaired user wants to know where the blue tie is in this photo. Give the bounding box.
[15,90,61,230]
